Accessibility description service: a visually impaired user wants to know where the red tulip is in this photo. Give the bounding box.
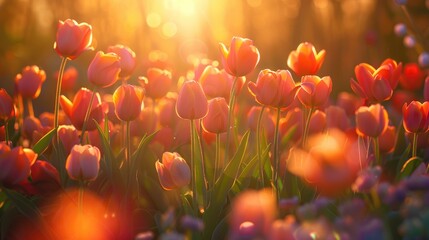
[113,84,145,122]
[0,88,14,125]
[355,104,389,138]
[20,160,61,195]
[15,65,46,99]
[54,19,93,60]
[402,101,429,134]
[139,68,172,99]
[65,144,101,181]
[155,152,191,190]
[87,51,121,88]
[60,88,107,130]
[287,42,326,77]
[351,59,402,102]
[0,143,37,186]
[219,37,260,77]
[399,63,425,91]
[176,80,208,120]
[297,75,332,108]
[248,69,299,108]
[57,125,80,155]
[424,77,429,102]
[57,66,78,93]
[107,44,136,79]
[202,97,229,134]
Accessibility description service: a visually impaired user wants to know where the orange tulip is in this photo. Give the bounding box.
[0,143,37,186]
[202,97,229,134]
[219,37,260,77]
[350,59,402,102]
[355,104,389,138]
[297,75,332,108]
[287,42,326,76]
[155,152,191,190]
[0,88,14,125]
[60,88,107,130]
[54,19,93,60]
[113,84,145,122]
[65,144,101,181]
[248,69,299,108]
[176,80,208,120]
[87,51,121,88]
[107,44,136,79]
[402,101,429,134]
[15,65,46,99]
[139,68,172,99]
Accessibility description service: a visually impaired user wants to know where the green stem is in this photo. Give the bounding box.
[273,107,281,197]
[190,119,198,215]
[412,133,418,158]
[4,120,9,144]
[256,106,265,187]
[125,121,132,192]
[373,137,380,166]
[54,57,67,129]
[79,87,97,144]
[302,107,314,148]
[224,77,238,164]
[214,133,221,185]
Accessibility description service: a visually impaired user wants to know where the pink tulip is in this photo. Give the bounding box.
[297,75,332,108]
[107,44,136,78]
[248,69,299,108]
[139,68,172,99]
[87,51,121,88]
[202,97,229,134]
[65,144,101,181]
[219,37,260,77]
[113,84,145,122]
[15,65,46,99]
[176,80,208,120]
[155,152,191,190]
[199,66,230,100]
[402,101,429,134]
[54,19,93,60]
[355,104,389,138]
[55,66,78,93]
[287,42,326,77]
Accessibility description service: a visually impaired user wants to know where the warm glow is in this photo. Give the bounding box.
[162,22,178,38]
[146,12,162,28]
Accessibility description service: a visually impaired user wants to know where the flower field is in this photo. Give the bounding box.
[1,0,429,239]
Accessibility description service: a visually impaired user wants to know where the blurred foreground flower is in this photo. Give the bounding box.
[54,19,93,60]
[287,42,326,76]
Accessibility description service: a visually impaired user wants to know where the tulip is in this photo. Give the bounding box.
[113,84,145,122]
[202,98,229,134]
[57,125,80,155]
[65,144,101,181]
[246,106,275,140]
[176,80,208,120]
[55,66,78,93]
[402,101,429,134]
[248,69,299,108]
[20,160,61,195]
[378,125,396,154]
[355,104,389,138]
[0,88,14,126]
[229,189,276,239]
[15,65,46,99]
[287,42,326,76]
[350,59,402,102]
[298,75,332,108]
[0,143,37,186]
[155,152,191,190]
[54,19,93,60]
[198,66,230,100]
[138,68,172,100]
[219,37,260,77]
[399,63,425,91]
[107,44,136,79]
[60,88,107,130]
[23,116,42,140]
[87,51,121,88]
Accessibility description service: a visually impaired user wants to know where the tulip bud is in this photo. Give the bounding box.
[287,42,326,76]
[139,68,172,99]
[0,89,14,126]
[155,152,191,190]
[87,51,121,88]
[113,84,145,122]
[15,65,46,99]
[355,104,389,138]
[202,97,229,134]
[402,101,429,134]
[107,44,136,79]
[176,80,208,120]
[65,144,101,181]
[219,37,260,77]
[54,19,93,60]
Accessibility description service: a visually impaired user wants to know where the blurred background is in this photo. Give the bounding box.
[0,0,428,110]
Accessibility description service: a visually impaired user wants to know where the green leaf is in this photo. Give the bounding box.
[396,145,411,180]
[399,157,423,179]
[32,127,56,155]
[94,120,116,179]
[131,131,158,163]
[211,215,229,240]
